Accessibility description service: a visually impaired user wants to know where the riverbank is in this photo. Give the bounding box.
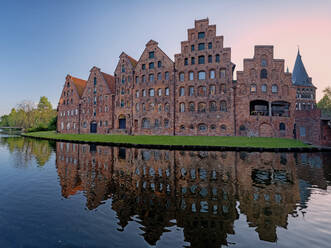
[21,131,330,152]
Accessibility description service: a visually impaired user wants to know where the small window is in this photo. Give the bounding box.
[198,71,206,80]
[216,54,220,62]
[210,70,215,79]
[135,76,139,84]
[180,125,185,130]
[221,124,226,131]
[198,55,205,64]
[208,42,212,49]
[157,72,161,80]
[189,86,194,96]
[210,85,216,95]
[164,119,169,128]
[189,102,195,112]
[94,77,97,86]
[209,101,217,112]
[261,58,267,67]
[149,74,154,82]
[179,72,184,82]
[184,58,188,66]
[260,69,268,79]
[142,89,146,97]
[198,43,205,50]
[191,57,195,65]
[165,87,169,96]
[198,124,207,131]
[189,71,194,81]
[142,64,146,70]
[250,84,257,93]
[149,62,154,69]
[220,69,226,78]
[155,119,160,128]
[261,84,267,93]
[157,61,162,68]
[121,64,125,72]
[300,127,306,137]
[279,123,285,131]
[158,88,162,96]
[198,32,205,39]
[142,75,146,83]
[198,102,206,113]
[149,51,154,59]
[220,101,227,112]
[210,125,216,130]
[149,88,154,97]
[179,87,185,96]
[239,125,246,131]
[165,103,170,112]
[120,100,124,107]
[165,71,169,80]
[272,84,278,93]
[180,103,185,112]
[208,55,212,63]
[191,45,195,51]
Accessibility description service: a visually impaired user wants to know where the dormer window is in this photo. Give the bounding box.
[198,32,205,39]
[149,51,154,59]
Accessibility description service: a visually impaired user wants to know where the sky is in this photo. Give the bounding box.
[0,0,330,115]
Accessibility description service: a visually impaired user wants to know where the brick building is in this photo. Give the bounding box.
[57,18,330,145]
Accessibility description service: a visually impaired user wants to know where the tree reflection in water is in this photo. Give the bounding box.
[53,142,331,247]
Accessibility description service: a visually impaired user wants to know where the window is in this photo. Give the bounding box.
[149,62,154,69]
[189,71,194,81]
[189,102,195,112]
[164,119,169,128]
[165,87,169,96]
[198,124,207,131]
[260,69,268,79]
[135,76,139,84]
[210,85,216,95]
[198,32,205,39]
[121,76,125,84]
[142,64,146,70]
[208,42,212,49]
[210,125,216,130]
[191,45,195,51]
[209,101,217,112]
[189,86,194,96]
[165,71,169,80]
[198,86,207,96]
[216,54,220,62]
[279,123,285,131]
[142,89,146,97]
[250,84,257,93]
[94,77,97,86]
[158,61,162,68]
[198,43,205,50]
[180,103,185,112]
[149,51,154,59]
[198,102,206,113]
[157,72,161,80]
[208,55,212,63]
[165,103,170,112]
[179,72,184,82]
[220,84,226,93]
[121,65,125,72]
[261,57,267,67]
[180,125,185,130]
[142,75,146,83]
[149,88,155,96]
[198,55,205,64]
[191,57,195,65]
[220,101,227,112]
[158,88,162,96]
[300,127,306,137]
[155,119,159,128]
[220,69,226,78]
[121,88,125,95]
[179,87,185,96]
[120,100,124,107]
[142,118,150,128]
[149,74,154,82]
[136,103,140,111]
[142,103,146,111]
[261,84,267,93]
[198,71,206,80]
[272,84,278,93]
[210,70,215,79]
[184,58,188,66]
[158,104,162,112]
[221,124,226,131]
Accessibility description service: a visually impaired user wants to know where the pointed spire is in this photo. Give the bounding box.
[292,48,312,86]
[286,67,289,73]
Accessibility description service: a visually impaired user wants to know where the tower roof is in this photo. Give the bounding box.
[292,49,312,86]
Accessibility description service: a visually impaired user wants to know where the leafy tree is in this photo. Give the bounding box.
[317,87,331,114]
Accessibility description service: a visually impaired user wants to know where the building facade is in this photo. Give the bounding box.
[57,18,330,145]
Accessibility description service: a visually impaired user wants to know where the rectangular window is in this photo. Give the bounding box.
[189,72,194,81]
[157,72,161,81]
[189,86,194,96]
[158,61,161,68]
[198,32,205,39]
[208,42,212,49]
[198,43,205,50]
[191,45,195,51]
[165,88,169,96]
[142,64,145,70]
[220,69,226,78]
[149,62,154,69]
[149,74,154,82]
[191,57,195,65]
[165,72,169,80]
[300,127,306,137]
[208,55,212,63]
[149,51,154,58]
[135,76,139,84]
[198,56,205,64]
[184,58,188,66]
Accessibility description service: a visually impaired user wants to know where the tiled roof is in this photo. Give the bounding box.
[127,55,138,67]
[292,50,313,86]
[101,72,115,93]
[71,76,87,97]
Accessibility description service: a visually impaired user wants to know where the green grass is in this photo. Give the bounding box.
[22,131,310,148]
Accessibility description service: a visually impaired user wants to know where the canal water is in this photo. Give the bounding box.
[0,134,330,248]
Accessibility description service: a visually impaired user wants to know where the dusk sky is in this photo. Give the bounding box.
[0,0,330,115]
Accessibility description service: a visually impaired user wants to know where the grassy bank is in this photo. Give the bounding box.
[22,131,310,149]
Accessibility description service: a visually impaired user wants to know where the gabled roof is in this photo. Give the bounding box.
[101,72,115,93]
[127,55,138,67]
[292,50,312,86]
[71,76,87,97]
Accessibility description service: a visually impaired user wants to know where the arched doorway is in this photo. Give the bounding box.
[259,123,274,137]
[90,121,97,133]
[118,115,126,129]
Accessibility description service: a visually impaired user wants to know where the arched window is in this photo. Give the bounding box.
[261,84,267,93]
[142,118,150,128]
[215,54,220,62]
[142,103,146,112]
[189,86,194,96]
[279,123,286,131]
[164,119,169,128]
[198,71,206,80]
[220,101,227,112]
[198,102,206,113]
[149,88,154,96]
[157,72,162,80]
[260,69,268,79]
[220,68,226,78]
[208,55,212,63]
[179,87,185,96]
[179,103,185,112]
[189,102,195,112]
[136,103,140,112]
[272,84,278,93]
[149,74,154,82]
[198,86,207,96]
[179,72,184,82]
[210,85,216,95]
[164,103,170,112]
[198,124,207,131]
[210,125,216,130]
[209,101,217,112]
[189,71,194,81]
[250,84,257,93]
[165,88,169,96]
[198,55,205,64]
[221,124,227,131]
[209,70,215,79]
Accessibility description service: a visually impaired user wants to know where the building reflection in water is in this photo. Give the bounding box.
[55,142,331,247]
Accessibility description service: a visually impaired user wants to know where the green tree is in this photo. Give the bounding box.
[317,87,331,113]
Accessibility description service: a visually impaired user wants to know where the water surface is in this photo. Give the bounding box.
[0,134,330,247]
